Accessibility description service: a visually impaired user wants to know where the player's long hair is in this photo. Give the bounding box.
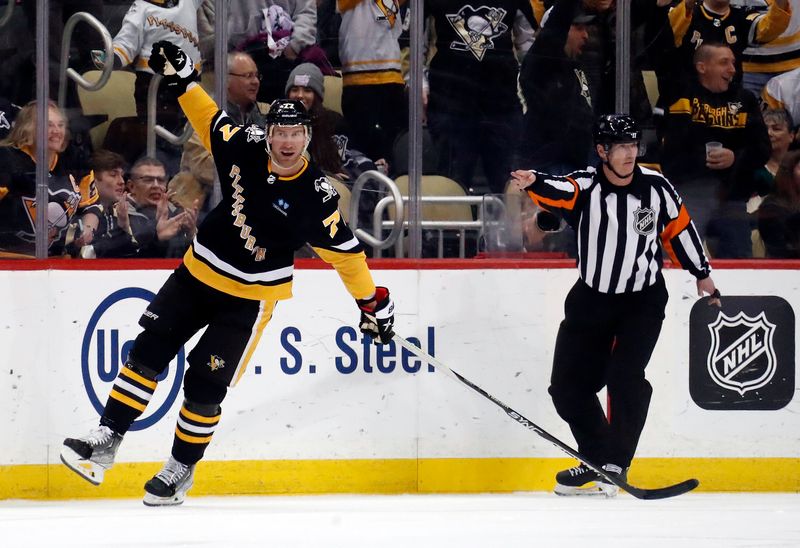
[0,100,70,153]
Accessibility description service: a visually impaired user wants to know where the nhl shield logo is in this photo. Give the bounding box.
[706,311,777,396]
[633,207,655,235]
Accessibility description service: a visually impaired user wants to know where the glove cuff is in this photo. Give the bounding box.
[357,286,389,312]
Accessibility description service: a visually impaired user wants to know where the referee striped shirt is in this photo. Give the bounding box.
[523,165,711,294]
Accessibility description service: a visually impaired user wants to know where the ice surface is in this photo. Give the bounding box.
[0,492,798,547]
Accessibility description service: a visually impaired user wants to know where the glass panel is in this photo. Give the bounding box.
[0,0,35,258]
[32,0,209,259]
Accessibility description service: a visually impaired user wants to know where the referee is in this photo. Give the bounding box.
[511,114,720,497]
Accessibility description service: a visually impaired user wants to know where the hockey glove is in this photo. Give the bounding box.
[357,286,395,345]
[148,41,198,94]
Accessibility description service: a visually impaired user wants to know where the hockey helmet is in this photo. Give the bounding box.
[593,114,641,147]
[266,99,311,129]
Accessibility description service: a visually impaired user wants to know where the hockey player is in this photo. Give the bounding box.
[60,40,396,506]
[510,115,720,497]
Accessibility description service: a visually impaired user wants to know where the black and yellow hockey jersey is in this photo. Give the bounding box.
[177,84,376,302]
[669,0,791,62]
[0,145,100,257]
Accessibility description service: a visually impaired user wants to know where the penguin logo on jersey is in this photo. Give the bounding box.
[208,355,226,372]
[446,6,508,61]
[633,207,655,235]
[246,124,267,143]
[373,0,400,27]
[314,177,338,202]
[728,102,742,116]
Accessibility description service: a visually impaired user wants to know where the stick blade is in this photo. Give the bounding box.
[626,478,700,500]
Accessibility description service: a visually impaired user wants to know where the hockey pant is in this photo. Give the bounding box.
[100,265,275,464]
[548,278,667,469]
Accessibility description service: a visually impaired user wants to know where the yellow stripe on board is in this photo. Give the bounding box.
[2,458,798,500]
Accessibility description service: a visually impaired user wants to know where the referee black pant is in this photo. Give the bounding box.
[549,277,668,469]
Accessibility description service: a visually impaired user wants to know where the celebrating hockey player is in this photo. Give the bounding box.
[511,114,720,497]
[60,40,396,506]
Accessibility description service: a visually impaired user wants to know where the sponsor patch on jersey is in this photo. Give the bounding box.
[272,198,290,216]
[633,207,656,235]
[314,177,338,202]
[246,124,267,143]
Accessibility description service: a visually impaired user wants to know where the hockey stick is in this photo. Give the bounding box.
[394,334,699,500]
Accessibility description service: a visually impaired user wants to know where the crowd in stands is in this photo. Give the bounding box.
[0,0,798,259]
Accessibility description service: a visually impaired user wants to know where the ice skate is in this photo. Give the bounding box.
[143,456,195,506]
[554,463,626,497]
[60,425,123,485]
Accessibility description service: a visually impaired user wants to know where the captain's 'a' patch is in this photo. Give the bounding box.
[314,177,338,202]
[446,6,508,61]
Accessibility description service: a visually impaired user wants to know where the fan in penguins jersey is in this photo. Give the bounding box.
[60,40,396,507]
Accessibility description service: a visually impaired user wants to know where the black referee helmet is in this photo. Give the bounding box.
[593,114,641,147]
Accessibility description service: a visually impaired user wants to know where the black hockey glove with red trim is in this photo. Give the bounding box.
[148,40,199,94]
[357,286,395,345]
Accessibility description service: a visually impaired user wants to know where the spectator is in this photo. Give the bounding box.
[225,0,322,103]
[519,0,594,175]
[181,51,268,206]
[101,0,204,173]
[107,0,203,120]
[338,0,406,169]
[752,108,796,206]
[758,149,800,257]
[739,0,800,96]
[286,63,354,176]
[0,100,100,257]
[654,0,790,99]
[761,66,800,129]
[662,42,770,258]
[427,0,537,194]
[285,62,380,227]
[125,156,197,258]
[79,150,140,259]
[578,0,670,133]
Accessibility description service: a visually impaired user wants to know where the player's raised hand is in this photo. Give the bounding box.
[148,41,198,94]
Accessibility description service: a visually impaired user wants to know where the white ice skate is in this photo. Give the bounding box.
[60,425,123,485]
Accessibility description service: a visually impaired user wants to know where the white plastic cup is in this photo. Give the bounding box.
[705,141,723,160]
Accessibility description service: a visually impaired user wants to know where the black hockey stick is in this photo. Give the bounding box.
[394,334,699,500]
